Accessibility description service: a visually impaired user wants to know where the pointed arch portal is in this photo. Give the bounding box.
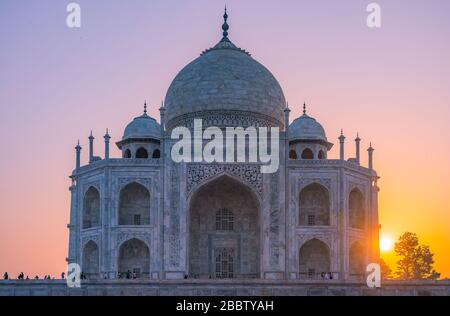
[299,238,330,279]
[118,238,150,279]
[82,240,99,279]
[188,175,260,279]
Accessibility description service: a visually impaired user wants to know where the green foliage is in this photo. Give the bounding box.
[394,232,440,280]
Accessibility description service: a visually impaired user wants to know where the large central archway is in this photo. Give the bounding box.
[188,175,260,279]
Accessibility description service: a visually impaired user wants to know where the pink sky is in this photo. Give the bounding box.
[0,0,449,278]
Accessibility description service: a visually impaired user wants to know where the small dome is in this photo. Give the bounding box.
[288,114,327,142]
[122,113,161,140]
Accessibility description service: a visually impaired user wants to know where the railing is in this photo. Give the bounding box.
[288,159,376,176]
[298,272,340,280]
[188,273,259,280]
[74,158,162,175]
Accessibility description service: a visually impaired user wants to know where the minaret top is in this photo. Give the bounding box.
[284,101,291,112]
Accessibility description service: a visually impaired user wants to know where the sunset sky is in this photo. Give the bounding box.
[0,0,449,278]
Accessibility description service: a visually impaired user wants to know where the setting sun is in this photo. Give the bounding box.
[380,236,394,252]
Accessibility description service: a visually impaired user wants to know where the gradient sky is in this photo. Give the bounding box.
[0,0,449,278]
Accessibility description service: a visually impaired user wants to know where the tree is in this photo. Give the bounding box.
[380,258,392,280]
[394,232,440,280]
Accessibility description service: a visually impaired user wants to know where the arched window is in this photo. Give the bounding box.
[318,150,325,159]
[124,149,131,158]
[349,242,365,278]
[299,239,330,279]
[118,238,150,279]
[83,187,100,229]
[289,150,298,160]
[82,240,99,279]
[299,183,330,226]
[215,208,234,231]
[152,149,161,159]
[349,188,365,229]
[215,248,234,279]
[135,147,148,159]
[119,182,150,225]
[301,148,314,159]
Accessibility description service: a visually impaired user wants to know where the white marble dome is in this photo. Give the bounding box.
[288,113,327,142]
[122,112,161,140]
[164,38,286,129]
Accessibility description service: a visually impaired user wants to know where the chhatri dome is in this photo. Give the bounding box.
[122,102,161,140]
[164,8,286,130]
[288,103,328,142]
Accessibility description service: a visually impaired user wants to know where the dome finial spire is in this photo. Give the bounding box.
[143,101,147,115]
[221,6,229,41]
[303,102,307,115]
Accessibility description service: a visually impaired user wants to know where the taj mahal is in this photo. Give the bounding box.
[67,9,380,284]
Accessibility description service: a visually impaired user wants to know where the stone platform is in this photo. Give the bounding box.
[0,279,449,296]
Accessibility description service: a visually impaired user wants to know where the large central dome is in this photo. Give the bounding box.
[164,11,286,130]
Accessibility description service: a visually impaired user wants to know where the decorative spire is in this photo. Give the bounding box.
[104,129,111,160]
[355,133,361,165]
[88,131,94,163]
[285,101,290,111]
[143,101,148,115]
[303,102,307,115]
[201,7,251,56]
[221,6,229,41]
[368,142,374,169]
[339,129,345,142]
[339,129,345,160]
[75,139,81,170]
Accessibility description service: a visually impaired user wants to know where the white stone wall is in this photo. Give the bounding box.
[69,137,378,281]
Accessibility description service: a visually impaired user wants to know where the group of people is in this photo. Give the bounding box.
[320,272,334,280]
[3,271,66,281]
[2,271,137,280]
[117,270,139,279]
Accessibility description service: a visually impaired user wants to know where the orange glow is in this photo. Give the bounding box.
[380,235,394,253]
